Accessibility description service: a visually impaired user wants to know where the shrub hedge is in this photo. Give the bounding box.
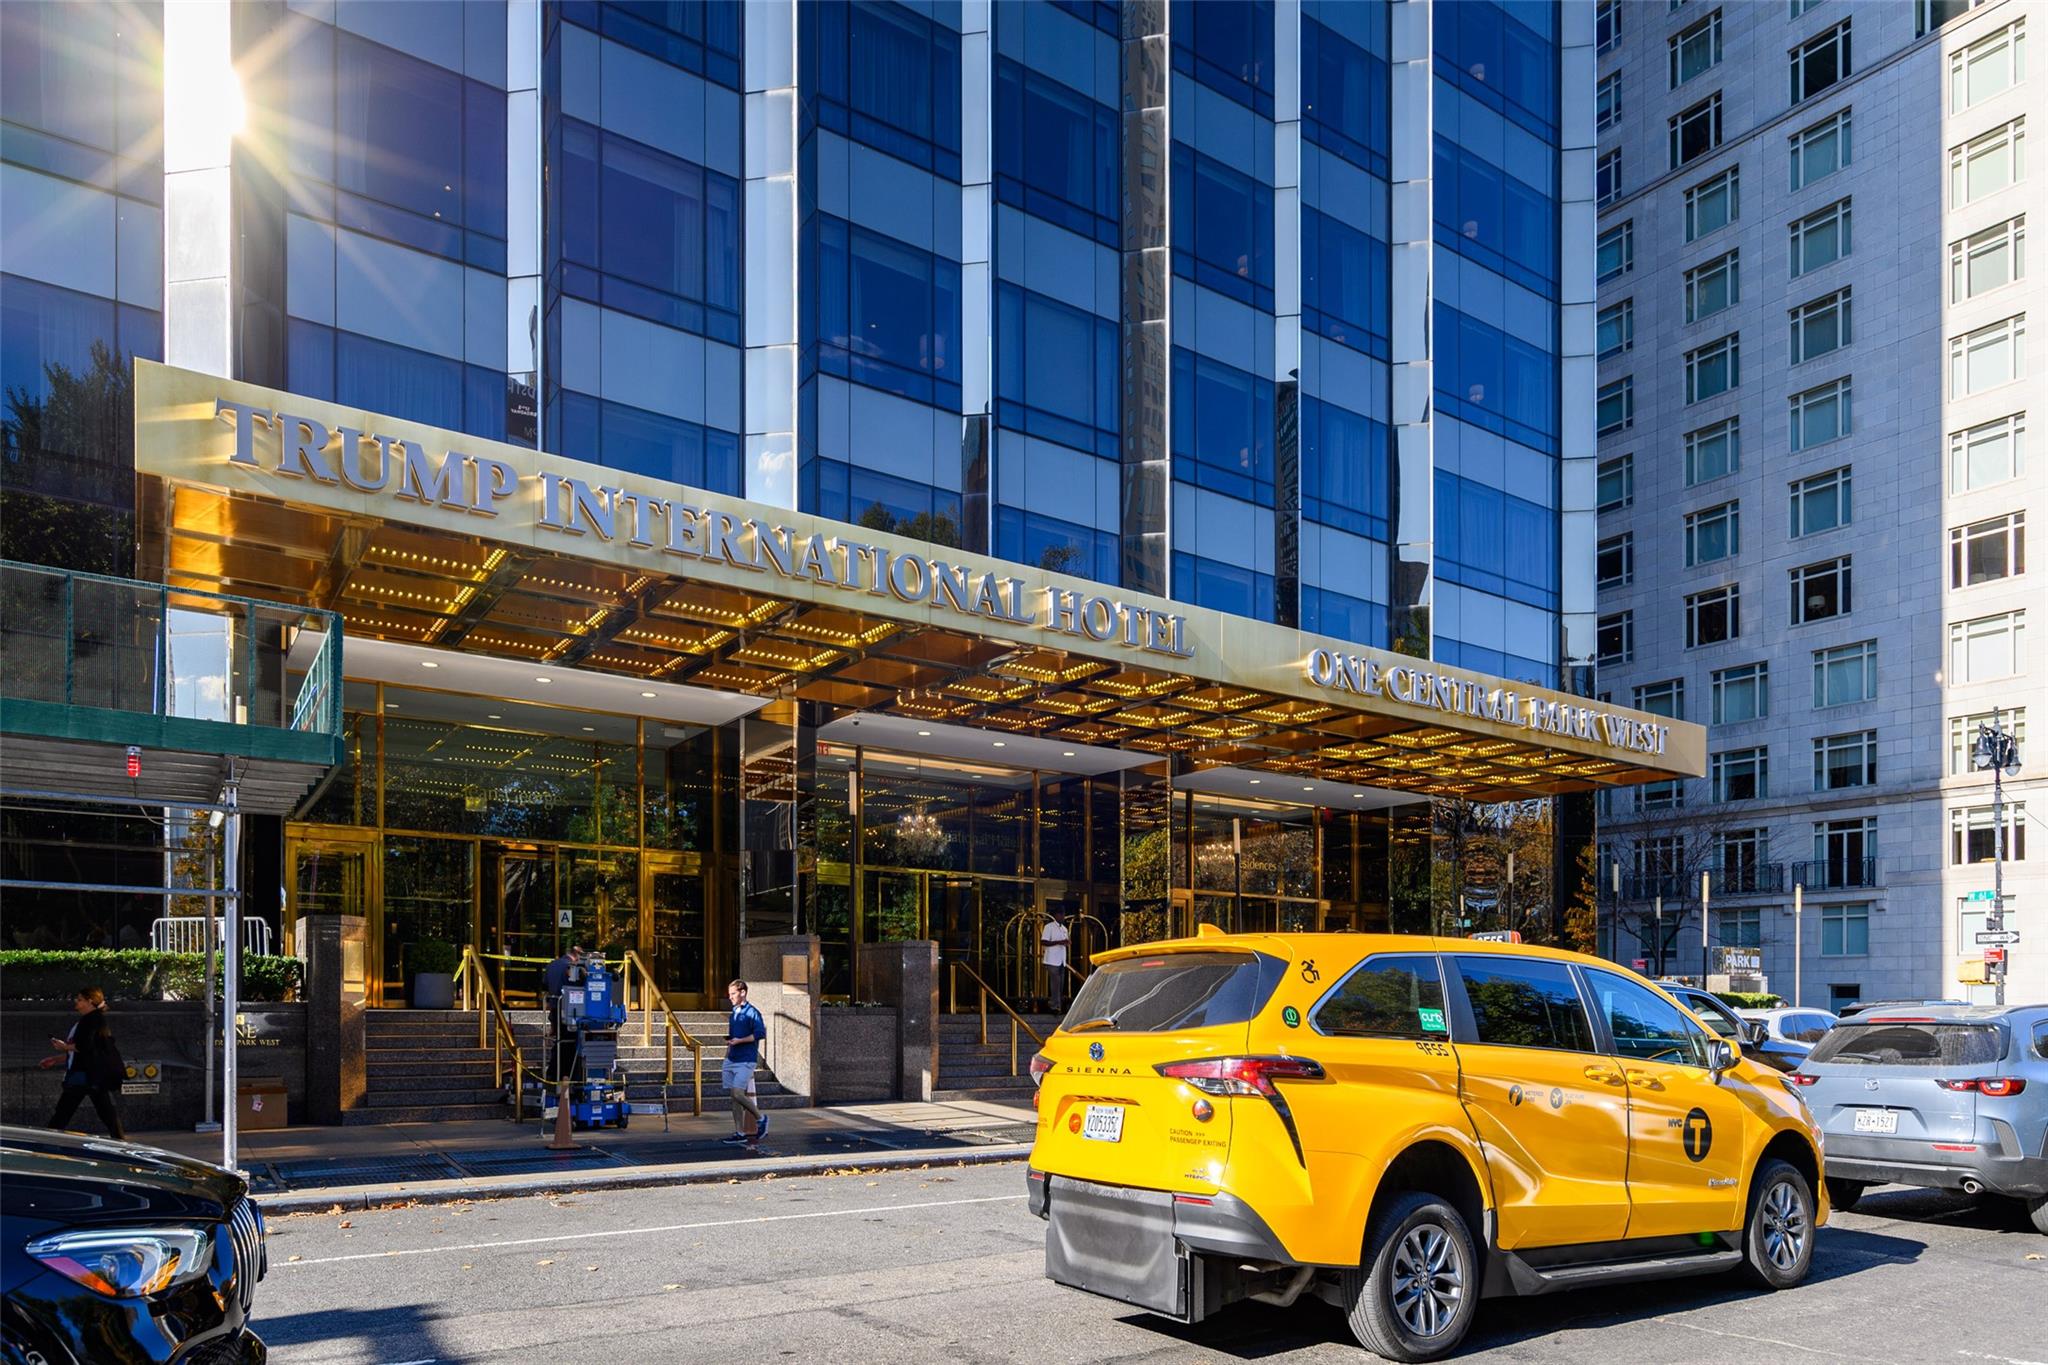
[0,949,305,1002]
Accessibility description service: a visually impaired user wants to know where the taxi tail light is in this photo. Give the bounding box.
[1154,1056,1325,1098]
[1028,1052,1053,1089]
[1937,1077,2026,1096]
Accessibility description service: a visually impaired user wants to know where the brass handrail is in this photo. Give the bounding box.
[619,950,704,1117]
[947,958,1046,1077]
[456,947,524,1121]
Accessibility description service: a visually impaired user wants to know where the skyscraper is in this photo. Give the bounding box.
[1594,0,2042,1005]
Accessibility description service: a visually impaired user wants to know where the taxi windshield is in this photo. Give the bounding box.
[1063,950,1283,1033]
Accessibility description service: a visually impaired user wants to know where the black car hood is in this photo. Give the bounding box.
[0,1126,246,1226]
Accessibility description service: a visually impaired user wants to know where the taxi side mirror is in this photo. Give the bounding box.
[1707,1038,1738,1079]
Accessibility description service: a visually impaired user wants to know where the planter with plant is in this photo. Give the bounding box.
[406,939,461,1009]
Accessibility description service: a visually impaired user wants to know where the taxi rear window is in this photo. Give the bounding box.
[1064,951,1284,1033]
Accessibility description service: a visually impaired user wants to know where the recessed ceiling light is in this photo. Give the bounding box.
[420,660,438,669]
[534,675,552,683]
[641,691,656,698]
[992,741,1006,747]
[917,730,932,737]
[487,714,501,720]
[1248,779,1260,785]
[1062,751,1076,757]
[1303,785,1314,792]
[1353,792,1365,799]
[582,726,595,732]
[385,702,400,709]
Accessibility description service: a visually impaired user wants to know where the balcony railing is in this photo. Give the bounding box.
[1715,861,1788,895]
[1790,858,1881,891]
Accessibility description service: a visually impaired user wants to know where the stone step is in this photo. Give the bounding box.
[341,1102,507,1126]
[362,1086,509,1107]
[931,1085,1038,1105]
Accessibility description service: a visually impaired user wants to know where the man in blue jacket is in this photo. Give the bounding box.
[720,978,770,1151]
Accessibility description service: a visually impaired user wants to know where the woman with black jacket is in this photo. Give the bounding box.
[40,986,127,1140]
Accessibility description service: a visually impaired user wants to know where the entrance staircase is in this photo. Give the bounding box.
[355,1009,805,1125]
[933,1011,1063,1105]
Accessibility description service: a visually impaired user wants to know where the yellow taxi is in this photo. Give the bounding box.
[1025,930,1827,1361]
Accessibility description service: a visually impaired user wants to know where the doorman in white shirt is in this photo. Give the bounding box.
[1040,904,1072,1014]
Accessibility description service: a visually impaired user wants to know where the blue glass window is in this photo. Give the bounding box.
[0,1,162,201]
[993,58,1118,246]
[1,275,158,515]
[1302,208,1390,360]
[558,119,742,345]
[1434,306,1557,453]
[557,1,743,89]
[1174,551,1276,622]
[558,390,741,493]
[1171,0,1275,118]
[804,457,963,547]
[1300,398,1390,541]
[1172,350,1275,507]
[808,1,961,179]
[811,215,961,411]
[1433,137,1556,295]
[995,284,1118,459]
[1171,144,1276,311]
[996,506,1119,584]
[1303,17,1389,178]
[1302,584,1389,650]
[1050,0,1120,36]
[1435,1,1556,139]
[1434,469,1557,611]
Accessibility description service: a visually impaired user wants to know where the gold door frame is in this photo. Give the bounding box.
[643,849,712,1008]
[284,824,384,1002]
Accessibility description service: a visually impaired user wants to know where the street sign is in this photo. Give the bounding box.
[1975,930,2020,945]
[1965,890,2000,901]
[1985,946,2007,964]
[1716,945,1763,975]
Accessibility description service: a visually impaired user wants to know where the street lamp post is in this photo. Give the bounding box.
[1609,859,1621,961]
[1700,871,1712,986]
[1653,895,1665,976]
[1973,714,2021,1007]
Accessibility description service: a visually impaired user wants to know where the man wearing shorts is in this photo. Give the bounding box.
[720,978,769,1150]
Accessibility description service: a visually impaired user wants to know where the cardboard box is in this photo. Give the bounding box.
[238,1078,288,1131]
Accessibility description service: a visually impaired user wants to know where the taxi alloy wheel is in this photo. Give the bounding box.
[1343,1191,1479,1363]
[1741,1158,1816,1289]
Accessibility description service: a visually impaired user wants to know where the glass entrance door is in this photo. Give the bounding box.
[646,852,711,1007]
[485,846,555,1005]
[285,826,379,998]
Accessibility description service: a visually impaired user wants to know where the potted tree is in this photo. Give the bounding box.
[407,939,460,1009]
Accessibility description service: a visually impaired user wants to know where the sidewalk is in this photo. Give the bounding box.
[140,1099,1037,1213]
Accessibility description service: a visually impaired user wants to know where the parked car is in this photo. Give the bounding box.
[1,1126,267,1364]
[1789,1003,2048,1232]
[1661,984,1813,1074]
[1739,1007,1839,1048]
[1028,932,1827,1362]
[1835,999,1968,1020]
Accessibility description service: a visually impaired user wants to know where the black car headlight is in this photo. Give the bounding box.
[25,1227,214,1298]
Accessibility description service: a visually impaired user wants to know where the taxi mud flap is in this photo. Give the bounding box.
[1044,1176,1196,1321]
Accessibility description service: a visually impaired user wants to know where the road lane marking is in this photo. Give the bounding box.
[1651,1315,1901,1363]
[279,1193,1028,1266]
[1957,1353,2048,1365]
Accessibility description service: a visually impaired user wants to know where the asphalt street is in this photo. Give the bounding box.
[253,1163,2047,1364]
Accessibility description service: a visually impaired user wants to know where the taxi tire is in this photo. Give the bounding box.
[1824,1178,1866,1212]
[1341,1191,1480,1364]
[1740,1158,1816,1290]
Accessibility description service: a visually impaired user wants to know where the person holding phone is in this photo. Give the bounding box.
[41,986,126,1140]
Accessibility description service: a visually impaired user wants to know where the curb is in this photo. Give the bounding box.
[257,1142,1034,1214]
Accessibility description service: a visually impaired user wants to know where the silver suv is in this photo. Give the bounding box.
[1791,1004,2048,1231]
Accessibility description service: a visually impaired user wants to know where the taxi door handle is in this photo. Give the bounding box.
[1582,1064,1624,1086]
[1623,1069,1666,1091]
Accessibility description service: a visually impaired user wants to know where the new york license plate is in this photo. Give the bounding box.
[1082,1104,1125,1143]
[1853,1108,1899,1135]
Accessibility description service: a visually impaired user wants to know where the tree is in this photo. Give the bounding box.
[1598,778,1753,976]
[1563,841,1601,954]
[857,501,960,550]
[2,340,139,576]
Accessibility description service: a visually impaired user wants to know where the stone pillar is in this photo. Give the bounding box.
[856,940,939,1101]
[738,934,820,1104]
[296,914,367,1125]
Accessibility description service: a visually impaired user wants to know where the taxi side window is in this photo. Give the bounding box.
[1591,972,1710,1067]
[1452,957,1597,1053]
[1314,954,1448,1039]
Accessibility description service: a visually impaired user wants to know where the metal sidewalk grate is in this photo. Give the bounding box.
[268,1155,467,1190]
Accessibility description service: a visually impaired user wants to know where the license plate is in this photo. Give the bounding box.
[1853,1108,1899,1135]
[1081,1104,1125,1143]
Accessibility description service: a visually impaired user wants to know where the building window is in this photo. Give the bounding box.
[1791,21,1851,104]
[1713,746,1769,802]
[1922,0,1990,37]
[1669,94,1723,170]
[1598,72,1623,131]
[1790,200,1853,277]
[1685,417,1740,485]
[1789,378,1852,451]
[1951,413,2025,492]
[1790,289,1852,364]
[1716,904,1764,948]
[1951,119,2026,207]
[1813,639,1877,707]
[1637,782,1684,814]
[1597,0,1622,54]
[1814,730,1877,791]
[1950,709,2027,776]
[1686,585,1740,647]
[1790,467,1852,538]
[1670,11,1724,88]
[1685,167,1739,242]
[1598,300,1635,359]
[1597,611,1635,664]
[1597,148,1622,208]
[1598,532,1635,587]
[1685,501,1740,566]
[1598,377,1634,435]
[1634,678,1684,718]
[1820,902,1870,957]
[1951,315,2026,396]
[1951,18,2026,112]
[1720,828,1768,889]
[1791,0,1826,15]
[1635,836,1685,886]
[1951,512,2026,588]
[1949,610,2027,683]
[1791,109,1853,189]
[1951,217,2027,303]
[1598,454,1635,511]
[1686,335,1739,402]
[1790,556,1852,624]
[1712,662,1768,723]
[1684,251,1740,324]
[1598,221,1635,283]
[1952,804,2027,864]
